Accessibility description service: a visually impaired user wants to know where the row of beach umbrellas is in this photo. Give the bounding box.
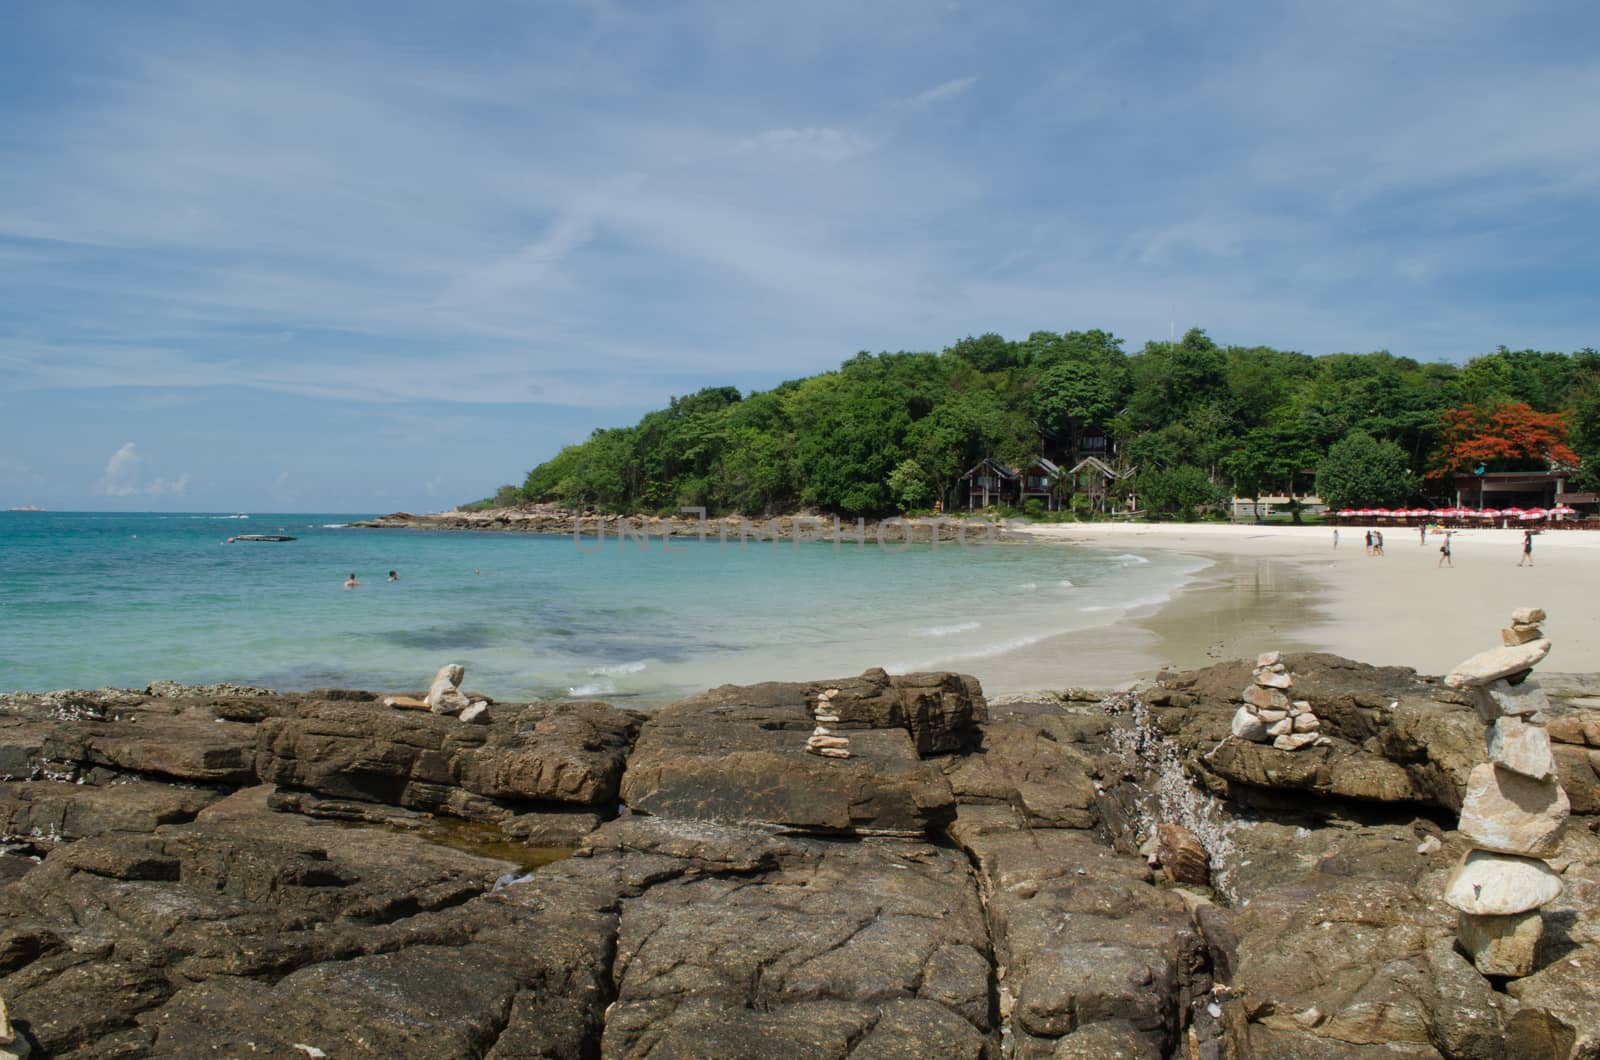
[1331,506,1578,519]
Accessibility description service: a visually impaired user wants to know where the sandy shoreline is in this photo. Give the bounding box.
[1017,522,1600,684]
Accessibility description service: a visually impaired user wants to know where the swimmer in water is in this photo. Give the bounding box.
[344,573,360,589]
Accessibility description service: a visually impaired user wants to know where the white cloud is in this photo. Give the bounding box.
[900,76,976,110]
[95,442,189,497]
[735,127,872,162]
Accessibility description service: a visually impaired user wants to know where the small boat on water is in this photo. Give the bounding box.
[233,534,297,542]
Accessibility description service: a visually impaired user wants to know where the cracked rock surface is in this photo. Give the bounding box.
[0,661,1595,1057]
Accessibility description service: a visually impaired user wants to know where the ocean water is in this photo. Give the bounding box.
[0,512,1207,704]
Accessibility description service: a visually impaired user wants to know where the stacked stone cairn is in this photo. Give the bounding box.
[1442,608,1568,978]
[0,995,30,1059]
[806,687,850,759]
[380,663,491,723]
[1230,651,1329,751]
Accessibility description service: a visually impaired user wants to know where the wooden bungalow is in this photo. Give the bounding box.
[961,458,1019,510]
[1065,456,1134,514]
[1018,457,1063,511]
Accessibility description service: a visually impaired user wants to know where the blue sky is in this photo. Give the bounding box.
[3,1,1597,512]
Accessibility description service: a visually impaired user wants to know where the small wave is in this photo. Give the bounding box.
[1016,582,1039,591]
[1058,579,1074,588]
[567,680,615,697]
[588,661,648,675]
[1112,553,1150,565]
[918,621,980,637]
[958,631,1054,660]
[889,630,1055,671]
[1079,590,1175,616]
[319,523,350,529]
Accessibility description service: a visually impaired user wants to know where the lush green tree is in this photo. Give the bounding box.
[1315,431,1414,510]
[887,459,931,511]
[1571,354,1600,491]
[1123,328,1227,431]
[1136,465,1223,520]
[1026,331,1129,440]
[486,330,1593,519]
[944,333,1019,373]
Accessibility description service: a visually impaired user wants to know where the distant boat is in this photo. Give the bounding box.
[234,534,297,542]
[6,505,44,512]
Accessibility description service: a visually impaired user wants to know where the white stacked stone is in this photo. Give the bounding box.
[1229,652,1328,751]
[1441,610,1567,978]
[806,687,850,758]
[426,663,471,716]
[0,995,30,1059]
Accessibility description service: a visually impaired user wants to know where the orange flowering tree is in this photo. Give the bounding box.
[1430,402,1578,478]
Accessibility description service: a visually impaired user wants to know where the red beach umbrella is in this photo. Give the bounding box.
[1552,505,1577,515]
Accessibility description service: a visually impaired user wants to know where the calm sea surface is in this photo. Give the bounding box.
[0,512,1206,704]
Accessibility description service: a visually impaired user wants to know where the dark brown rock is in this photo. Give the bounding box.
[1154,654,1487,809]
[620,675,964,835]
[948,807,1201,1057]
[1225,820,1508,1056]
[256,699,644,817]
[1156,823,1210,886]
[0,780,218,842]
[942,701,1101,829]
[670,667,987,755]
[595,816,995,1056]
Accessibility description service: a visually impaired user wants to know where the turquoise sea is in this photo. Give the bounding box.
[0,512,1207,704]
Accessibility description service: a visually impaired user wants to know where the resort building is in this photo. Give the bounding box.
[1447,469,1580,512]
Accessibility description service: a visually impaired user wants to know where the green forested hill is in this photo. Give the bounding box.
[484,329,1600,517]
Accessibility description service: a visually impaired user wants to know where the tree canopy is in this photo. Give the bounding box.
[482,330,1597,518]
[1315,431,1415,511]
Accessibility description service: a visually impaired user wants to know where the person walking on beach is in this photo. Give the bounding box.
[1372,530,1385,556]
[1333,528,1339,548]
[1519,530,1535,567]
[1419,523,1426,545]
[1438,532,1452,568]
[344,573,360,589]
[1364,530,1373,555]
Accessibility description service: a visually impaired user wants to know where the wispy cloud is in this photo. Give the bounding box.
[900,76,976,110]
[94,442,189,497]
[2,1,1596,509]
[736,127,873,162]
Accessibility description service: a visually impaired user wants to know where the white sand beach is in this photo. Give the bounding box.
[1018,522,1600,683]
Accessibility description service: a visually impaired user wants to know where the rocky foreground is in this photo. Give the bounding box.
[0,659,1597,1058]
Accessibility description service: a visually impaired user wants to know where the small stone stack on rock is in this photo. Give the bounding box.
[0,995,30,1059]
[1502,606,1546,646]
[1229,652,1326,751]
[806,687,850,759]
[381,664,490,721]
[1441,610,1568,979]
